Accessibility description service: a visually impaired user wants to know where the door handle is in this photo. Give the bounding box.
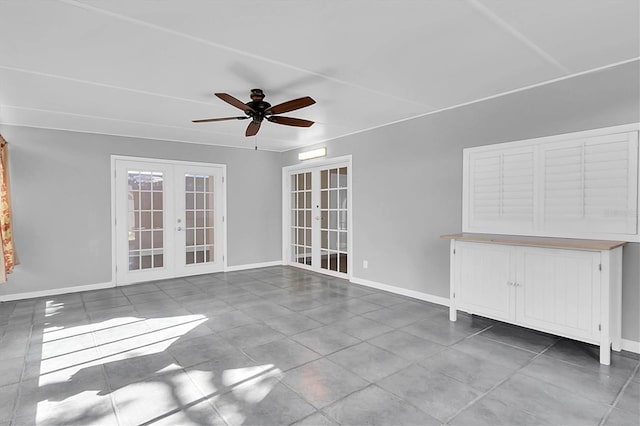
[177,227,183,231]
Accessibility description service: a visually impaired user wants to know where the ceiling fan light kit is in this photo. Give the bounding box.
[192,89,316,137]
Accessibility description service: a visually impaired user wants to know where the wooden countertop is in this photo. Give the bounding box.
[440,233,626,251]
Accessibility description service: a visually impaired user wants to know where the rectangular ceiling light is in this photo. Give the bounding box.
[298,147,327,161]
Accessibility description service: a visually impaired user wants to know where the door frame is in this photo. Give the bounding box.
[282,154,353,279]
[110,155,228,286]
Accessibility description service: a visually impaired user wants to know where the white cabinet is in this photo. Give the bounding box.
[444,234,624,365]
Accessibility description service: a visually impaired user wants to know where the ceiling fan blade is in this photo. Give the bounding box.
[265,96,315,115]
[192,116,248,123]
[267,116,314,127]
[245,121,261,137]
[215,93,255,113]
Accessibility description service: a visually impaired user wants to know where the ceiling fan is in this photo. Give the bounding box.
[192,89,315,137]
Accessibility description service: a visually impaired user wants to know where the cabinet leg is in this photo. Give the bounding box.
[599,343,611,365]
[449,307,457,322]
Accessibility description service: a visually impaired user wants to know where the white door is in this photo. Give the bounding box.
[284,159,351,278]
[114,158,226,285]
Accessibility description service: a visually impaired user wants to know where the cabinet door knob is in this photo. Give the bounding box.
[506,281,513,286]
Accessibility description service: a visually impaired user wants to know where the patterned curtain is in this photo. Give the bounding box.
[0,134,17,282]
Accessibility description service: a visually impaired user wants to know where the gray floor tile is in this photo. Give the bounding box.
[302,304,357,325]
[263,312,323,335]
[103,350,180,390]
[604,407,640,426]
[361,306,427,328]
[168,333,241,368]
[126,290,173,305]
[81,288,124,302]
[151,400,226,426]
[368,329,445,361]
[112,369,206,425]
[478,323,558,353]
[450,394,549,426]
[239,301,295,320]
[453,335,537,369]
[283,358,369,408]
[204,310,259,332]
[119,282,161,295]
[328,342,412,382]
[544,339,639,378]
[339,298,383,315]
[14,368,115,424]
[420,347,514,392]
[377,363,482,422]
[616,381,640,414]
[291,325,360,355]
[0,356,24,387]
[489,373,611,425]
[242,338,321,372]
[520,354,629,405]
[184,352,259,396]
[360,292,408,307]
[402,311,492,345]
[218,322,286,349]
[323,385,441,426]
[213,381,315,426]
[84,296,131,312]
[292,411,338,426]
[0,383,18,423]
[333,315,394,340]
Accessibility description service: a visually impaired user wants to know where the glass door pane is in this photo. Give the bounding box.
[320,166,348,274]
[184,173,215,265]
[290,172,312,266]
[127,171,165,271]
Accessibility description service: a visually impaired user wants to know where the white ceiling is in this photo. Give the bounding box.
[0,0,638,152]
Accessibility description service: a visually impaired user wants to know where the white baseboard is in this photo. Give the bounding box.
[0,281,115,302]
[350,276,450,307]
[225,260,284,272]
[621,338,640,354]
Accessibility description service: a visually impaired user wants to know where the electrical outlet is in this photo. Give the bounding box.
[363,260,368,269]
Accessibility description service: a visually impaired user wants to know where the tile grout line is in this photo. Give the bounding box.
[598,361,640,426]
[444,336,558,425]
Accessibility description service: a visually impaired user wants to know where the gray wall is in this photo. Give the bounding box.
[0,126,282,297]
[282,61,640,342]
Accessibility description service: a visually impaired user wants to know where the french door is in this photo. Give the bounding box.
[284,158,351,278]
[114,158,226,285]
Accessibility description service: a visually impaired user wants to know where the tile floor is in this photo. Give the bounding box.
[0,266,638,425]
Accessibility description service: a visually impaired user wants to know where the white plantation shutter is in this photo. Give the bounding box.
[541,133,638,234]
[464,127,639,241]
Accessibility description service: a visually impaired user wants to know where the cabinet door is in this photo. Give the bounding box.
[515,247,601,342]
[455,242,515,321]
